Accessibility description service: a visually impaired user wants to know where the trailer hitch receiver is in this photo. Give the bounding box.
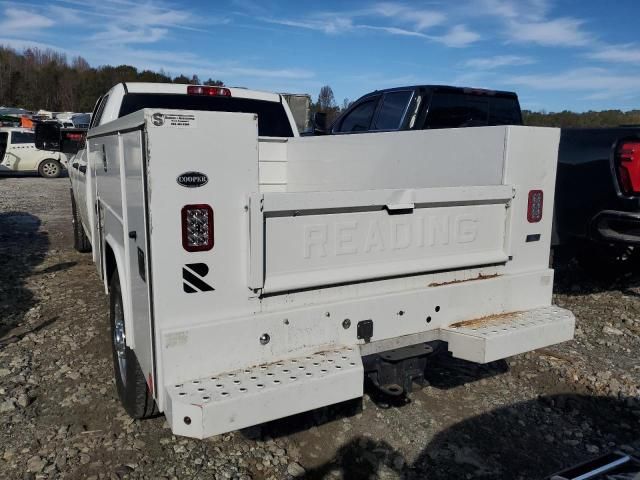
[363,343,434,399]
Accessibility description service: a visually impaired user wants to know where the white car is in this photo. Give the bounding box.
[0,127,67,178]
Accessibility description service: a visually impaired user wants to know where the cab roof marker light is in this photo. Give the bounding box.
[187,85,231,97]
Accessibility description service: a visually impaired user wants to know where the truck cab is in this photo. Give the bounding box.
[323,85,523,135]
[0,127,67,178]
[64,82,299,254]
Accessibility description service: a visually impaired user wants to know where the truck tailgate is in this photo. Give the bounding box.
[249,185,511,293]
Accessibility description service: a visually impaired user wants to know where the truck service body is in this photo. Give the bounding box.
[325,85,640,273]
[42,82,574,439]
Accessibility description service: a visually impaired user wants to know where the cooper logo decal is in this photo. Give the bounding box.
[177,171,208,188]
[182,263,214,293]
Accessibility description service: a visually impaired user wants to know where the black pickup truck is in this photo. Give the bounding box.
[319,85,522,134]
[554,127,640,271]
[317,85,640,272]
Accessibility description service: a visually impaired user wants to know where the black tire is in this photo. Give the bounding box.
[38,158,62,178]
[576,242,640,279]
[70,189,91,253]
[109,273,158,419]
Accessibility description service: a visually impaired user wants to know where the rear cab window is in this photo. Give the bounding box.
[425,92,522,129]
[91,95,109,128]
[487,96,523,125]
[118,94,294,137]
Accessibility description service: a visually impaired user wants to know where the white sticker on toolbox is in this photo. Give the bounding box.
[165,331,188,348]
[150,112,196,128]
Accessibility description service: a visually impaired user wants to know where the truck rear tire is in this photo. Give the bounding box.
[70,189,91,253]
[38,159,62,178]
[109,273,158,419]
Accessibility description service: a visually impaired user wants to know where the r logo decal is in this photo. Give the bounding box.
[182,263,214,293]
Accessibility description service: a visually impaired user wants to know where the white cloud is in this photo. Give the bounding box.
[0,37,65,52]
[470,1,593,48]
[506,17,591,46]
[0,8,54,33]
[372,3,446,31]
[476,0,550,21]
[83,46,315,81]
[359,25,427,38]
[340,72,429,93]
[262,17,354,35]
[465,55,535,69]
[431,25,480,48]
[587,44,640,65]
[47,5,84,24]
[258,5,478,47]
[506,68,639,93]
[91,26,169,45]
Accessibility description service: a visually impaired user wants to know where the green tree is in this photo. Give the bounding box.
[0,45,227,111]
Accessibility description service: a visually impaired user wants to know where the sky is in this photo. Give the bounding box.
[1,0,640,112]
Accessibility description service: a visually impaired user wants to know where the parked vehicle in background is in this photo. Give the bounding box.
[315,85,522,134]
[554,127,640,272]
[72,113,91,128]
[0,127,66,178]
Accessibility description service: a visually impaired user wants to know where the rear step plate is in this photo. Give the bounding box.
[166,347,363,438]
[440,305,575,363]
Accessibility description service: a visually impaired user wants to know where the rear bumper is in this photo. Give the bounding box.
[591,210,640,245]
[440,305,574,363]
[164,305,574,439]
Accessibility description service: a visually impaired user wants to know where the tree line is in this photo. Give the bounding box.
[0,46,222,113]
[1,45,638,127]
[522,109,640,128]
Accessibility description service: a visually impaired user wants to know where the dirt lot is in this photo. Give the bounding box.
[1,177,639,480]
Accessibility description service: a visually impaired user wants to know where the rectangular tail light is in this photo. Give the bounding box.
[181,204,214,252]
[187,85,231,97]
[616,140,640,195]
[527,190,543,223]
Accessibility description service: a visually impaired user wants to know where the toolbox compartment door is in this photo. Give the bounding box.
[250,185,512,293]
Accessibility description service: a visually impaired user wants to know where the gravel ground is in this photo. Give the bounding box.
[0,176,638,480]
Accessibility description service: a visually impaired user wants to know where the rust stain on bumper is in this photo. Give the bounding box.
[449,310,522,329]
[429,273,499,288]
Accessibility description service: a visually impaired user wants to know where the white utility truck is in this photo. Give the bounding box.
[36,82,574,439]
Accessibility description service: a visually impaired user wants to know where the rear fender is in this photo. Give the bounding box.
[104,235,136,349]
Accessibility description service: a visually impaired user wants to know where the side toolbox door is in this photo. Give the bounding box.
[123,129,155,389]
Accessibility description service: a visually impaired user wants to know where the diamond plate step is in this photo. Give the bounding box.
[439,305,575,363]
[166,347,363,438]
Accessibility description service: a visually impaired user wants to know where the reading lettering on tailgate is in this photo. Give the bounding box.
[303,214,478,258]
[264,203,506,288]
